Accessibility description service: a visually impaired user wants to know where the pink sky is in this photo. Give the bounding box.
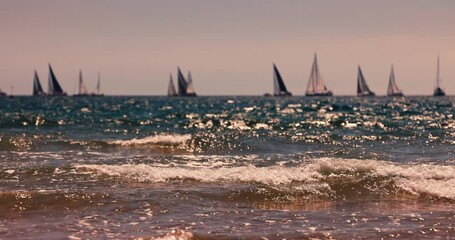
[1,0,454,95]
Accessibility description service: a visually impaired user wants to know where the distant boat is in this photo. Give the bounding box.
[33,70,46,96]
[48,64,66,96]
[73,70,89,96]
[186,71,197,96]
[74,71,103,97]
[265,64,292,96]
[0,89,6,96]
[357,66,375,96]
[167,73,178,96]
[177,67,197,97]
[306,54,333,96]
[386,65,403,97]
[433,56,446,97]
[91,72,104,96]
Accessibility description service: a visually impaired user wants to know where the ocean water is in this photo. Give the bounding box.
[0,96,454,239]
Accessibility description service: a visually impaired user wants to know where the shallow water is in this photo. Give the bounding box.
[0,96,454,239]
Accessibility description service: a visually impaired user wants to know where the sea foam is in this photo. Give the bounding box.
[109,134,191,146]
[76,158,455,200]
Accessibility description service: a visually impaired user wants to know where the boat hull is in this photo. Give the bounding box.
[433,87,446,97]
[274,92,292,97]
[306,91,333,97]
[180,93,197,97]
[387,93,404,97]
[73,94,104,97]
[357,92,375,97]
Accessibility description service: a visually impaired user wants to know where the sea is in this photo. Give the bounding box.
[0,96,454,239]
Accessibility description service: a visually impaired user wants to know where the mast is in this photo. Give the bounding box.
[433,56,446,96]
[436,56,440,89]
[79,70,82,94]
[97,72,101,95]
[306,55,317,95]
[77,70,89,95]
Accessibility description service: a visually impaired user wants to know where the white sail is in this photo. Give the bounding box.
[306,54,332,96]
[387,65,403,96]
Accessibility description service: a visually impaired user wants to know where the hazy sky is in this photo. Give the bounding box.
[1,0,454,95]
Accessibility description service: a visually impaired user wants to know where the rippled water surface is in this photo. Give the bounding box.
[1,96,454,239]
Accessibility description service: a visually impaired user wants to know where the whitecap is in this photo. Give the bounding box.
[109,134,191,146]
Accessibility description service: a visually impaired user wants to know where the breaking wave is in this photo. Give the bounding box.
[109,134,191,146]
[76,158,455,201]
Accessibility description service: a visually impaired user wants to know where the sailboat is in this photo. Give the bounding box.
[33,70,46,96]
[91,72,104,96]
[73,70,89,96]
[48,64,66,96]
[176,67,197,97]
[386,65,403,97]
[356,66,375,96]
[167,73,178,96]
[186,71,197,96]
[305,54,333,96]
[433,56,446,97]
[265,64,292,96]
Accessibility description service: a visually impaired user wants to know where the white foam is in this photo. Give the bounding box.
[148,230,193,240]
[76,163,321,185]
[76,158,455,200]
[312,158,455,199]
[109,134,191,146]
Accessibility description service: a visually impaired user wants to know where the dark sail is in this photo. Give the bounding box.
[177,67,188,96]
[48,64,65,96]
[168,73,177,96]
[33,70,45,96]
[357,66,375,96]
[273,64,292,96]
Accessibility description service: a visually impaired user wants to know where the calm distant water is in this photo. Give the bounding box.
[0,96,454,239]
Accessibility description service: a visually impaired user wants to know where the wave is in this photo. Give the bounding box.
[76,158,455,201]
[0,134,193,152]
[109,134,191,146]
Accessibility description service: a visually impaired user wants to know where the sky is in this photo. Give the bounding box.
[1,0,455,96]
